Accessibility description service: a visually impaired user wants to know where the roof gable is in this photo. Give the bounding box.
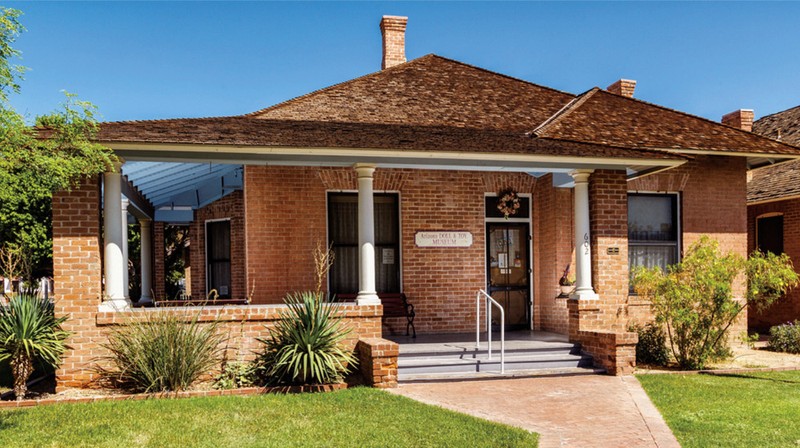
[535,89,800,155]
[249,54,575,132]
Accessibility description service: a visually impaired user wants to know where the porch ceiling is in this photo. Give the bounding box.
[122,161,243,223]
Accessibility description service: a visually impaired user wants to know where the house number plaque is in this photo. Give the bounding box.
[415,231,473,248]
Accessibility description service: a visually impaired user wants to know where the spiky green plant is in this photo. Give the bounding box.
[0,295,69,400]
[256,292,356,386]
[98,310,225,393]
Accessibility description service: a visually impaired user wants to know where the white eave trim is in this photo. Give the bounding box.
[660,148,800,159]
[103,141,686,170]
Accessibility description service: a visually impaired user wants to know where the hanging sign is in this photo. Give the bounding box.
[415,231,473,248]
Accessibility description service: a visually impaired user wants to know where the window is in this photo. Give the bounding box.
[327,193,400,295]
[206,220,231,299]
[628,193,680,284]
[757,215,784,255]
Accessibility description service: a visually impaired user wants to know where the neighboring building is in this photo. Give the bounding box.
[748,105,800,332]
[52,16,800,387]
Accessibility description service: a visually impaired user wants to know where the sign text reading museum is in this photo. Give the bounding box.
[414,231,473,248]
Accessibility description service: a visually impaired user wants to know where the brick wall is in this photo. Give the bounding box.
[357,338,399,388]
[628,155,749,333]
[153,222,166,299]
[534,174,574,334]
[748,199,800,331]
[243,166,537,334]
[190,191,247,300]
[53,176,104,388]
[589,169,630,332]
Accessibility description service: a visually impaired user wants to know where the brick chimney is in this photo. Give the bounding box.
[607,79,637,98]
[721,109,754,132]
[380,15,408,69]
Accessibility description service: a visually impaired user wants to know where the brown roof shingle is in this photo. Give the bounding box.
[99,117,682,161]
[248,54,575,132]
[748,160,800,203]
[753,105,800,146]
[748,106,800,203]
[98,54,800,162]
[535,88,800,155]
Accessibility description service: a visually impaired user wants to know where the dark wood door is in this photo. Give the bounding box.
[486,223,531,329]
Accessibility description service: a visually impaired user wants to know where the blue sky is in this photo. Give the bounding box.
[6,2,800,123]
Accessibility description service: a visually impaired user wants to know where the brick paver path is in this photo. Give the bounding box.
[389,375,680,448]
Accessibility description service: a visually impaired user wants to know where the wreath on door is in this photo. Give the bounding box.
[496,188,521,219]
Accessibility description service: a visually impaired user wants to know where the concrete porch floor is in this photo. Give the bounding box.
[386,330,573,354]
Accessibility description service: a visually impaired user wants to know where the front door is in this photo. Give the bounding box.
[486,223,530,329]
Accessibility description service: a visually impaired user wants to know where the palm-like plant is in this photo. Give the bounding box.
[256,291,356,386]
[0,295,69,400]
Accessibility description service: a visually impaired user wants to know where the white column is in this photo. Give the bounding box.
[570,169,599,300]
[102,164,130,310]
[139,219,153,304]
[121,199,130,300]
[355,163,380,305]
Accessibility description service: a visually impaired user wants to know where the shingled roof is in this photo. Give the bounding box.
[748,106,800,203]
[99,54,800,162]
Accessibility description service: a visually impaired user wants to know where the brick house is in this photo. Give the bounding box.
[52,16,800,387]
[747,105,800,331]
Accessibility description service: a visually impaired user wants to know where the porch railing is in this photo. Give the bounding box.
[475,289,505,374]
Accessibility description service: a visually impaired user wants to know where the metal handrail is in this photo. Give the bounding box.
[475,289,505,374]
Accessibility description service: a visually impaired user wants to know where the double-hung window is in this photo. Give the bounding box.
[628,193,680,286]
[327,192,400,295]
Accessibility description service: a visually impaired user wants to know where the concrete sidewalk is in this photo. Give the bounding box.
[388,374,680,448]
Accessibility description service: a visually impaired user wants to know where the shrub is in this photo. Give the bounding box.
[629,322,670,366]
[767,321,800,354]
[632,236,799,370]
[255,291,356,386]
[0,295,69,400]
[213,361,257,390]
[98,310,225,393]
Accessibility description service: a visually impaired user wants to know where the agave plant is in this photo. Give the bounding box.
[0,295,69,401]
[256,291,356,386]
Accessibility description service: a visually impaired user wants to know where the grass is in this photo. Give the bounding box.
[0,387,538,447]
[638,371,800,447]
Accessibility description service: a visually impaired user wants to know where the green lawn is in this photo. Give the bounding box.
[0,387,538,447]
[638,371,800,448]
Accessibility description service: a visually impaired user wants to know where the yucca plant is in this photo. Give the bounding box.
[98,310,225,393]
[0,295,69,401]
[256,291,356,386]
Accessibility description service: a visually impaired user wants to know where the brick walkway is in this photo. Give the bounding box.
[388,375,680,448]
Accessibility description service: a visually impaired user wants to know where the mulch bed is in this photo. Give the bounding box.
[0,381,346,408]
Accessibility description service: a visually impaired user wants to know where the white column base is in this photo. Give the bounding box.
[138,295,153,305]
[570,289,599,301]
[356,293,381,305]
[98,298,132,312]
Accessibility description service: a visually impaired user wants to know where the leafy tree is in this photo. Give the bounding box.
[632,236,799,369]
[0,7,116,283]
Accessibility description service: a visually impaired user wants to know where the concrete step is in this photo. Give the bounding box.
[399,352,594,375]
[398,344,581,359]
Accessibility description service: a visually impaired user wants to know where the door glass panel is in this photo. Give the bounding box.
[487,224,529,328]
